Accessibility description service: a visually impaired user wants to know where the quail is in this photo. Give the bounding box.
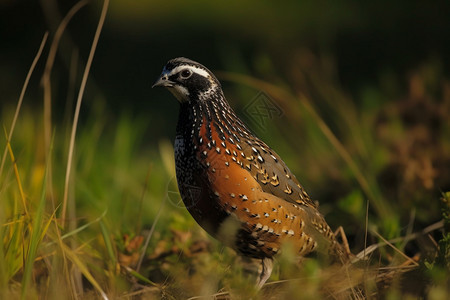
[153,57,348,288]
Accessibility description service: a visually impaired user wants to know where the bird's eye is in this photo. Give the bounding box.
[180,69,192,79]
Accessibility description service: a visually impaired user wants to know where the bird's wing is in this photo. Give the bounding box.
[237,136,318,209]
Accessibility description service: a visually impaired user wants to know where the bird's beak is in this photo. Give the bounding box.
[152,74,174,88]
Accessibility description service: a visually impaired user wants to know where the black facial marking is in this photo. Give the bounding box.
[184,72,212,96]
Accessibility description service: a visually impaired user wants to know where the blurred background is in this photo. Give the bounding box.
[1,0,449,297]
[2,0,450,242]
[2,1,450,120]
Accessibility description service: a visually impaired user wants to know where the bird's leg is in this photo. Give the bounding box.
[334,226,352,257]
[238,256,273,289]
[257,257,273,289]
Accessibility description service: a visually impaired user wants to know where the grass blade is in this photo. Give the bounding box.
[99,219,117,271]
[61,243,109,300]
[4,129,28,217]
[20,150,48,299]
[61,0,110,226]
[0,32,48,181]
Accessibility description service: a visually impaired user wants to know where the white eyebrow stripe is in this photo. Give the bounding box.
[167,65,210,78]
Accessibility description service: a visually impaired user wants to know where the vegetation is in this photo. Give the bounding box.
[1,0,449,299]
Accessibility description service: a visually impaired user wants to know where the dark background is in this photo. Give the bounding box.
[2,1,449,137]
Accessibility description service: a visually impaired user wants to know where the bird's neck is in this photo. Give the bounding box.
[176,94,252,145]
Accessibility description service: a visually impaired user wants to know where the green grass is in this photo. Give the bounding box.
[1,3,449,299]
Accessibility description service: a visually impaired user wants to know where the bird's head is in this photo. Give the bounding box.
[152,57,221,103]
